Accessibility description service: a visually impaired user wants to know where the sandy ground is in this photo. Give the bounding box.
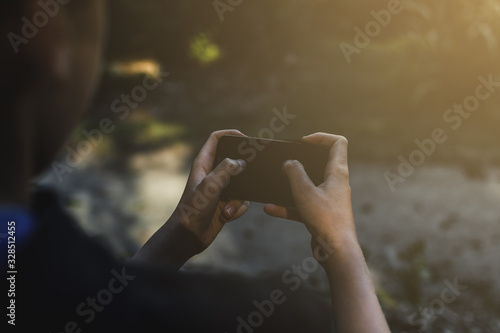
[39,144,500,331]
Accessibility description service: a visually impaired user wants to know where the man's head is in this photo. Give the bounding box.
[0,0,106,178]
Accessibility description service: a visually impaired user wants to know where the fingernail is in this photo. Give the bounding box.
[224,204,235,218]
[282,160,293,170]
[237,159,247,170]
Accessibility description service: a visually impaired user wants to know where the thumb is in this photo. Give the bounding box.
[282,160,315,201]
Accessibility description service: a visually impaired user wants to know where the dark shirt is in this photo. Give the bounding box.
[6,187,331,332]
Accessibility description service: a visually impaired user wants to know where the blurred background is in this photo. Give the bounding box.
[40,0,500,332]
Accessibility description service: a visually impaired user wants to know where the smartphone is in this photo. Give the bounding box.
[214,135,329,207]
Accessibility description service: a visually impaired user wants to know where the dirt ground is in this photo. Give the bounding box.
[39,144,500,332]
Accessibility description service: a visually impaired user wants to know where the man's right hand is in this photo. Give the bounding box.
[264,132,391,333]
[263,133,356,251]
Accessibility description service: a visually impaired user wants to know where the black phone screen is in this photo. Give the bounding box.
[214,135,329,207]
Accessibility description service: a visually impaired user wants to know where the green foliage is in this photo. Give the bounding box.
[189,33,221,65]
[100,0,500,163]
[111,114,187,154]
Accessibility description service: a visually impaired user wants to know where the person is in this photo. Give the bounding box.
[0,1,390,332]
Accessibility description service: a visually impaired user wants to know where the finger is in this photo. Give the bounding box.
[302,132,341,147]
[263,204,302,222]
[195,158,247,207]
[302,133,349,182]
[223,200,250,221]
[282,160,316,202]
[192,130,246,178]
